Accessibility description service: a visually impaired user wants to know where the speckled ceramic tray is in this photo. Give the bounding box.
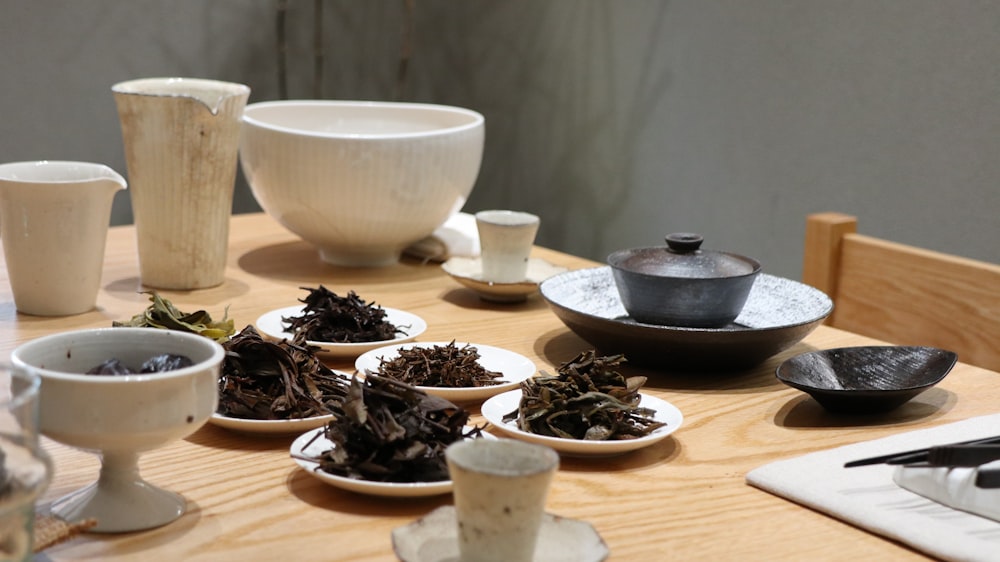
[539,267,833,371]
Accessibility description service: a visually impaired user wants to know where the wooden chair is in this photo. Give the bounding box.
[802,212,1000,372]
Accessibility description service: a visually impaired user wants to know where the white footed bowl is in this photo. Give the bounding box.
[11,327,225,533]
[240,100,485,267]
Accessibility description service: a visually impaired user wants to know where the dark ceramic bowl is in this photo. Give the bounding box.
[539,267,832,371]
[775,346,958,414]
[607,234,761,328]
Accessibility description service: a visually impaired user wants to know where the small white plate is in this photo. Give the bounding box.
[290,427,492,497]
[354,342,536,403]
[209,413,333,434]
[255,305,427,358]
[392,505,609,562]
[481,390,683,456]
[441,257,567,303]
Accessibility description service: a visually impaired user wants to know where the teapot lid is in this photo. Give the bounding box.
[608,233,760,279]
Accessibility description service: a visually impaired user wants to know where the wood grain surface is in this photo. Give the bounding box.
[4,213,997,561]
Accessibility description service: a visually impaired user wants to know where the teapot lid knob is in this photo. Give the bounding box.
[665,233,704,254]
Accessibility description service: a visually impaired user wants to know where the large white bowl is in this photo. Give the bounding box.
[11,327,225,532]
[240,100,485,267]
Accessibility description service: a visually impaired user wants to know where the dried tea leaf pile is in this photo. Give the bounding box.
[86,354,194,376]
[371,341,503,388]
[282,286,403,343]
[305,374,478,483]
[504,351,666,441]
[113,291,235,342]
[219,326,350,420]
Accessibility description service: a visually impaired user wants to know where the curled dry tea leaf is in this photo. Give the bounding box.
[112,291,235,342]
[86,354,194,376]
[370,341,503,388]
[282,286,404,343]
[218,326,350,420]
[503,350,666,441]
[303,374,480,483]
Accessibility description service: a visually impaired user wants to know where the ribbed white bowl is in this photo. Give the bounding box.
[240,100,485,267]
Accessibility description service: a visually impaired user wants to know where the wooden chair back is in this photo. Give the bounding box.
[802,211,1000,371]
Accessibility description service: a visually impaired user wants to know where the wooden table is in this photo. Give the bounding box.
[4,212,998,561]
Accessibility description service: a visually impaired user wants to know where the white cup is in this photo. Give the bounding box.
[446,438,559,562]
[475,210,540,283]
[0,161,126,316]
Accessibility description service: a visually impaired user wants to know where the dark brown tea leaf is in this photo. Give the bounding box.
[302,374,480,483]
[282,286,404,343]
[86,354,194,376]
[503,350,666,441]
[218,325,350,420]
[370,341,503,388]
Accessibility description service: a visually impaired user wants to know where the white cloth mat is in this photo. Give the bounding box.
[746,414,1000,562]
[403,212,480,262]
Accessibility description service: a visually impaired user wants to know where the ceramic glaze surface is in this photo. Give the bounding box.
[392,506,609,562]
[113,77,250,289]
[540,267,832,370]
[475,210,540,283]
[239,100,484,267]
[445,439,559,562]
[0,161,125,316]
[11,328,225,532]
[776,346,958,413]
[607,235,761,327]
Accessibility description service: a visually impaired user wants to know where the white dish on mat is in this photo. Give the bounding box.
[290,427,492,498]
[354,341,536,402]
[209,412,333,434]
[255,305,427,358]
[392,505,609,562]
[481,389,683,456]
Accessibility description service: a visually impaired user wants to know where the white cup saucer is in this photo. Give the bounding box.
[392,505,608,562]
[441,256,567,303]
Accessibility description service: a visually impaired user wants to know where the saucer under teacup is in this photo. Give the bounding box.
[441,256,567,303]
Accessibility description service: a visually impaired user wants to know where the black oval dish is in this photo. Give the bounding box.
[775,346,958,414]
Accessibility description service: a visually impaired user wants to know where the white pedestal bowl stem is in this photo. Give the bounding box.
[51,450,185,533]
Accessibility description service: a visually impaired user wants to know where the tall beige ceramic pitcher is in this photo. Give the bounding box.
[112,77,250,290]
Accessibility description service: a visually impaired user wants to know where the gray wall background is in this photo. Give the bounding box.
[3,1,998,281]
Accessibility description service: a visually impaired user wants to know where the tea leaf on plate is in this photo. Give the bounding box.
[370,341,503,388]
[303,374,481,483]
[218,326,350,420]
[504,350,666,440]
[282,286,404,343]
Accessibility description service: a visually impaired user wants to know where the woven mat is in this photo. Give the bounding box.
[34,514,96,552]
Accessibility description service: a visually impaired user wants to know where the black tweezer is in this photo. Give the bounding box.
[843,435,1000,468]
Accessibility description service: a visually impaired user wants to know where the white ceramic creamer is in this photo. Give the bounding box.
[0,160,126,316]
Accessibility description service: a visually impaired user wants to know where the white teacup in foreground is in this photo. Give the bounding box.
[0,161,126,316]
[445,438,559,562]
[475,210,540,284]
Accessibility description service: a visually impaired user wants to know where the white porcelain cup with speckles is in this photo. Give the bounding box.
[445,438,559,562]
[475,210,540,283]
[113,77,250,290]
